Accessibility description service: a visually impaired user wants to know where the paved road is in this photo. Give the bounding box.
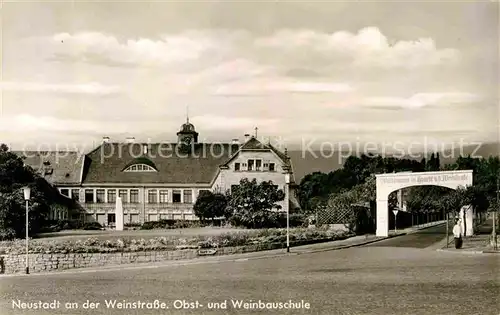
[367,224,448,248]
[1,228,499,315]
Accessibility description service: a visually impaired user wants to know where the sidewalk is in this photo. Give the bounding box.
[437,218,500,254]
[0,221,445,277]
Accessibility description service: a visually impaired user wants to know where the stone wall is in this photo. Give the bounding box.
[0,243,284,274]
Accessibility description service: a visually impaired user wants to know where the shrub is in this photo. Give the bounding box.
[82,222,102,230]
[124,223,141,227]
[140,219,176,230]
[140,220,202,230]
[0,228,16,241]
[229,212,307,229]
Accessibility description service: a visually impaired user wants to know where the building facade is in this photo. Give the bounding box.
[18,120,299,226]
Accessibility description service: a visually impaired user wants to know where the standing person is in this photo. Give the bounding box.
[453,219,463,249]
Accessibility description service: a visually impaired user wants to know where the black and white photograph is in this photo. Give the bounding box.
[0,1,499,314]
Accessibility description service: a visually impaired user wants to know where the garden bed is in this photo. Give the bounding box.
[0,228,352,255]
[0,228,353,274]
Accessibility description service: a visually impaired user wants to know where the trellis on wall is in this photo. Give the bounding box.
[316,206,355,225]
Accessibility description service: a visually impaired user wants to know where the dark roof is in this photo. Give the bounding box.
[179,122,196,133]
[82,143,240,184]
[12,151,83,185]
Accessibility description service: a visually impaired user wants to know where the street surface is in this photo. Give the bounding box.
[367,223,448,248]
[1,227,498,315]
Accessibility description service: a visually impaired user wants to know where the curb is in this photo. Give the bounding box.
[435,248,499,255]
[294,233,408,254]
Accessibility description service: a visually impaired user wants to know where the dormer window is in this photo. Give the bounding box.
[124,164,156,172]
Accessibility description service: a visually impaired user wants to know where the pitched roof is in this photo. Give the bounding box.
[82,143,240,184]
[12,151,83,185]
[217,137,296,184]
[239,137,269,150]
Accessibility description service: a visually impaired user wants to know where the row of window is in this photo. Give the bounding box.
[60,188,211,204]
[124,164,156,172]
[234,160,276,172]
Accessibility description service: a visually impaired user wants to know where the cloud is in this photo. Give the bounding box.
[213,78,354,96]
[360,92,481,109]
[45,27,459,72]
[50,30,245,68]
[255,27,460,69]
[0,81,121,95]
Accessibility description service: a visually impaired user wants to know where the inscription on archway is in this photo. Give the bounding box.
[379,173,471,185]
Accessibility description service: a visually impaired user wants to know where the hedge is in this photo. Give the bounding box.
[0,228,353,255]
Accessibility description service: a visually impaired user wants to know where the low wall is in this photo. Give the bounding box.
[0,243,287,274]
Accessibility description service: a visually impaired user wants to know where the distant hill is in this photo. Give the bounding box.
[289,142,500,184]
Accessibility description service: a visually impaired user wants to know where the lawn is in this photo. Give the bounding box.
[33,227,251,242]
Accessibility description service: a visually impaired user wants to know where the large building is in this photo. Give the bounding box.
[17,119,300,226]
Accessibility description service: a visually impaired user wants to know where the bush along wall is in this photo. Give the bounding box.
[0,228,353,274]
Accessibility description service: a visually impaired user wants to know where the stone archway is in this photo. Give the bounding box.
[375,170,473,237]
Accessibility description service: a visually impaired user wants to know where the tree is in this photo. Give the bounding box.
[227,178,285,228]
[193,190,229,223]
[0,146,54,239]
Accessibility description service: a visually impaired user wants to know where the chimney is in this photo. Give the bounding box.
[102,136,110,143]
[231,138,240,145]
[125,137,135,143]
[244,134,250,142]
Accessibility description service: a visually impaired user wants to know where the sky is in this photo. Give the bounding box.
[0,1,498,152]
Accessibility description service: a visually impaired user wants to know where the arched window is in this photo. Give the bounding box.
[123,164,157,172]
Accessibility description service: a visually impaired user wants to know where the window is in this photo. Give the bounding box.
[159,190,168,203]
[269,163,275,172]
[248,159,254,171]
[119,189,128,203]
[60,189,69,197]
[172,190,181,203]
[124,164,156,172]
[130,214,140,223]
[84,189,94,203]
[71,189,80,201]
[198,189,210,199]
[107,189,116,203]
[160,214,171,220]
[234,163,240,171]
[148,190,158,203]
[130,189,139,203]
[107,214,116,224]
[183,190,192,204]
[96,189,105,203]
[256,159,262,171]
